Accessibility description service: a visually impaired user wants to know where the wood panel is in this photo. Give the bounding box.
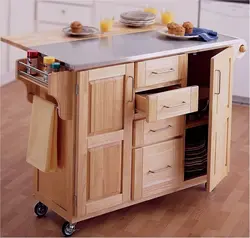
[89,76,124,135]
[136,86,199,122]
[133,116,185,147]
[132,138,183,199]
[75,71,89,217]
[88,142,122,201]
[207,47,234,192]
[135,54,188,89]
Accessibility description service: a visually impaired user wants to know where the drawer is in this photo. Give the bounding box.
[37,2,92,25]
[135,54,187,89]
[135,86,199,122]
[133,116,185,147]
[132,138,183,199]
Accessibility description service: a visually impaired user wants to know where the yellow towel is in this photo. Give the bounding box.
[26,96,58,172]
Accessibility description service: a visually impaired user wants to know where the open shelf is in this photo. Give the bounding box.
[186,115,209,129]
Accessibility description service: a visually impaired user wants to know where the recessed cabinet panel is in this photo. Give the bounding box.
[88,142,122,201]
[89,76,124,135]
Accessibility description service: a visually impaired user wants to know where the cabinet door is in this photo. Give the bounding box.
[76,64,134,217]
[207,47,233,192]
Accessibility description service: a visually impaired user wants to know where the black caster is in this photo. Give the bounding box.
[62,222,76,237]
[34,202,48,218]
[205,182,207,190]
[34,202,48,217]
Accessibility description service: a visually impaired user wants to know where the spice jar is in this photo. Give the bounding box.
[51,62,61,72]
[43,56,55,81]
[27,50,39,75]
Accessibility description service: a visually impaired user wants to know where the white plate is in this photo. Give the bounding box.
[158,28,199,40]
[120,11,156,21]
[63,26,100,36]
[120,19,155,27]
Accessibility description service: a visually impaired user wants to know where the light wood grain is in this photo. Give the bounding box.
[89,76,124,135]
[142,138,183,191]
[136,86,199,122]
[122,63,134,202]
[1,22,165,50]
[207,47,234,192]
[135,54,188,89]
[89,65,126,81]
[48,71,76,120]
[86,194,123,215]
[88,130,124,149]
[133,116,185,147]
[88,142,122,201]
[75,71,89,217]
[132,148,143,201]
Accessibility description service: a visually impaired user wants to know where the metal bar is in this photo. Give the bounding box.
[19,70,48,86]
[19,61,48,76]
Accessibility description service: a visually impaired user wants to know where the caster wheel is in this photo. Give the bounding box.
[205,182,207,190]
[62,222,76,237]
[34,202,48,218]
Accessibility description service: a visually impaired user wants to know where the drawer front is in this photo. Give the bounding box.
[37,2,92,25]
[136,86,199,122]
[132,138,183,199]
[133,116,185,147]
[135,54,187,89]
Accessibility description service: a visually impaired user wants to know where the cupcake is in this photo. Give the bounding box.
[167,22,179,35]
[70,21,83,33]
[175,25,185,36]
[183,21,194,34]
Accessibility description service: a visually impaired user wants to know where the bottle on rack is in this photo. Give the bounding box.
[51,62,61,72]
[27,50,39,76]
[43,56,55,81]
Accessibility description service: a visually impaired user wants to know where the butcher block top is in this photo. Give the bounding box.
[1,23,245,71]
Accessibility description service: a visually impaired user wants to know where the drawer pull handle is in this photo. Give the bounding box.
[162,101,186,109]
[215,70,221,95]
[151,68,175,75]
[148,165,172,174]
[149,125,172,133]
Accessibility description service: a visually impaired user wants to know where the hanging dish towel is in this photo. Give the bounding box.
[186,27,218,42]
[26,96,58,172]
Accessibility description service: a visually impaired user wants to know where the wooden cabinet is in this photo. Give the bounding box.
[207,47,234,192]
[76,64,134,217]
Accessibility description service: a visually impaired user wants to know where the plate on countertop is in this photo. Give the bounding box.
[120,18,155,27]
[120,11,156,21]
[62,26,100,37]
[158,28,199,40]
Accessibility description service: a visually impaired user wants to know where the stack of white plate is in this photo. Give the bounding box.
[120,11,156,27]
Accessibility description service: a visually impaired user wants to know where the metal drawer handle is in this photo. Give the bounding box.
[148,165,172,174]
[151,68,175,75]
[162,101,186,109]
[127,76,134,103]
[149,125,172,133]
[215,70,221,95]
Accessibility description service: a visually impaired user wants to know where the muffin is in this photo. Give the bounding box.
[167,22,179,35]
[175,25,185,36]
[183,21,194,34]
[70,21,83,33]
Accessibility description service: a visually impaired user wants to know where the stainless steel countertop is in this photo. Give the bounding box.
[30,31,241,71]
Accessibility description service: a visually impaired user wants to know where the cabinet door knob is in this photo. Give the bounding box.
[239,45,246,53]
[61,9,66,14]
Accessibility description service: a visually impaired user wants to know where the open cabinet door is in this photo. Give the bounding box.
[207,47,234,192]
